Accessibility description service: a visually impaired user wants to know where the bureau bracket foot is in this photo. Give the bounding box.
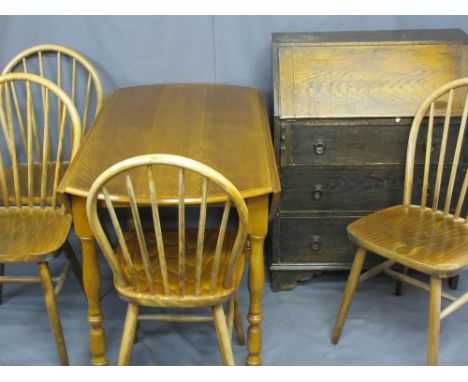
[271,271,322,292]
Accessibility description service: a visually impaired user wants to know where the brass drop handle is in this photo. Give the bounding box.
[313,138,326,155]
[309,235,321,251]
[313,184,323,200]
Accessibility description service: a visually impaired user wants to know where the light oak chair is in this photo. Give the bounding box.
[0,73,83,365]
[86,154,249,365]
[0,44,104,305]
[2,44,104,135]
[331,78,468,365]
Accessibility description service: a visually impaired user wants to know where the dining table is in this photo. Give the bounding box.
[57,83,281,366]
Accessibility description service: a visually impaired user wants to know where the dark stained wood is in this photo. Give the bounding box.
[271,29,468,291]
[272,29,468,45]
[279,215,357,264]
[280,165,466,212]
[285,118,460,166]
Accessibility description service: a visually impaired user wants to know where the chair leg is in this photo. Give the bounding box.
[118,303,139,366]
[0,263,4,305]
[212,304,235,366]
[226,294,244,345]
[331,246,366,345]
[448,275,459,290]
[427,275,441,366]
[38,262,69,366]
[394,265,408,296]
[233,294,245,346]
[63,239,84,292]
[227,296,235,338]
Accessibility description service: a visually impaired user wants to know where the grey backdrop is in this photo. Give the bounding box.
[1,15,468,112]
[1,15,468,365]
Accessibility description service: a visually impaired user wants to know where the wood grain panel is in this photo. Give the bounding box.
[277,48,295,118]
[0,208,71,262]
[348,205,468,275]
[277,44,464,118]
[58,84,280,203]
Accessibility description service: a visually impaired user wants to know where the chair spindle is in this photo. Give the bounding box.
[421,102,435,209]
[178,168,186,297]
[40,88,50,208]
[454,169,468,220]
[125,172,155,293]
[444,93,468,214]
[102,186,137,288]
[210,198,231,295]
[147,165,170,295]
[432,89,454,211]
[194,177,208,296]
[82,73,92,133]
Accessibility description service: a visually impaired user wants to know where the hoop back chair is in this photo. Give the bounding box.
[0,44,103,306]
[2,44,104,135]
[331,78,468,365]
[0,72,83,365]
[86,154,249,365]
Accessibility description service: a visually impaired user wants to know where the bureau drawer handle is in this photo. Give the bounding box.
[313,184,323,200]
[313,138,326,155]
[309,235,321,251]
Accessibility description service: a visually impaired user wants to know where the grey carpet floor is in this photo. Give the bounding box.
[0,235,467,366]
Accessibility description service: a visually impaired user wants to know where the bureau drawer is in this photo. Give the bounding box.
[280,164,464,212]
[283,119,459,166]
[281,165,405,211]
[278,215,380,265]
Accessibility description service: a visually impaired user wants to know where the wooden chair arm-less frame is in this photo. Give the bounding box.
[331,78,468,366]
[86,153,249,365]
[0,72,84,365]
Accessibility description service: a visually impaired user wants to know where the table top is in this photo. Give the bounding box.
[58,83,280,204]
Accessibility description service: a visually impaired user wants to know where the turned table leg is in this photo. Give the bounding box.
[72,196,108,366]
[246,196,268,366]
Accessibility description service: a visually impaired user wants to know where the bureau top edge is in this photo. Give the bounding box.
[271,29,468,46]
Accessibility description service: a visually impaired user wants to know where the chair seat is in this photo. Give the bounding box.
[0,207,72,262]
[348,205,468,275]
[115,229,245,307]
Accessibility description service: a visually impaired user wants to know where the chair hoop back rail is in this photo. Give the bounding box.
[0,72,82,210]
[87,154,249,305]
[332,78,468,366]
[404,77,468,219]
[2,44,104,135]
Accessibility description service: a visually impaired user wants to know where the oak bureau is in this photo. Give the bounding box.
[270,29,468,291]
